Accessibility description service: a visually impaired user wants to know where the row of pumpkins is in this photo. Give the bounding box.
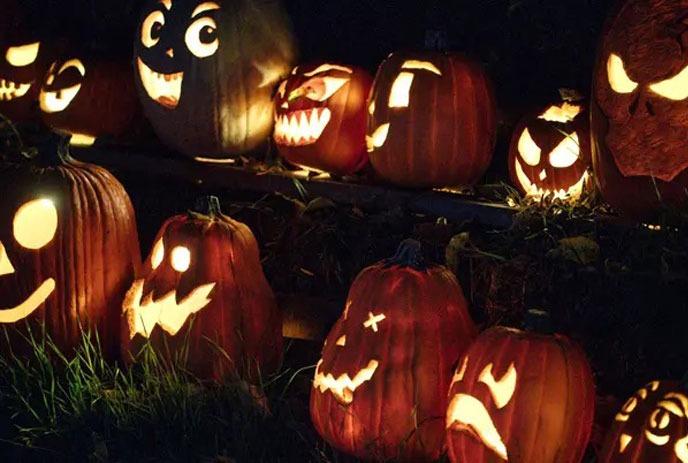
[0,0,686,218]
[0,135,686,463]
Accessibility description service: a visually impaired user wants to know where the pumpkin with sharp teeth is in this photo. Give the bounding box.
[508,96,592,201]
[134,0,296,159]
[310,240,477,461]
[446,310,595,463]
[0,136,141,359]
[122,196,282,381]
[273,63,373,175]
[366,51,497,188]
[592,0,688,217]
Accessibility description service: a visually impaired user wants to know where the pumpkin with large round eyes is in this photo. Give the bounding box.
[122,196,282,382]
[273,63,373,175]
[39,51,141,147]
[446,310,595,463]
[0,137,141,359]
[366,51,497,188]
[134,0,296,159]
[592,0,688,218]
[508,96,592,201]
[310,240,477,462]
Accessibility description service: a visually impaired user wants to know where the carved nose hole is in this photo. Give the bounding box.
[166,48,174,58]
[646,101,655,116]
[629,96,639,116]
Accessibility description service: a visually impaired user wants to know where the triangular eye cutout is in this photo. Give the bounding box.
[517,128,541,166]
[478,363,517,409]
[549,132,579,168]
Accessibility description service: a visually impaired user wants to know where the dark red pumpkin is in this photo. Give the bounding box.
[134,0,296,158]
[366,51,496,188]
[592,0,688,218]
[274,62,372,175]
[0,137,141,358]
[122,196,282,381]
[310,240,477,461]
[508,96,592,201]
[446,311,595,463]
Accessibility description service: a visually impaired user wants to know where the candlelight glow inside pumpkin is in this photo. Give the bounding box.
[39,59,85,113]
[1,42,39,101]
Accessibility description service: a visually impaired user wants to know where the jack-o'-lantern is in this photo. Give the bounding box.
[446,311,595,463]
[508,97,592,201]
[366,51,497,188]
[0,0,50,124]
[39,52,140,147]
[310,240,477,461]
[599,380,686,462]
[592,0,688,217]
[122,196,282,381]
[134,0,295,159]
[273,63,372,175]
[0,137,141,358]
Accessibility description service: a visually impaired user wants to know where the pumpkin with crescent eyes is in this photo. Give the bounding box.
[592,0,688,217]
[366,51,497,188]
[310,240,477,461]
[274,62,373,175]
[134,0,296,159]
[122,196,282,381]
[0,137,141,359]
[446,310,595,463]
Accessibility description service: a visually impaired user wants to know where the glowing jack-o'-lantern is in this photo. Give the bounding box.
[508,98,592,201]
[310,240,477,461]
[39,52,140,147]
[273,63,373,175]
[0,137,141,358]
[122,196,282,381]
[134,0,295,158]
[366,51,497,188]
[446,311,595,463]
[592,0,688,217]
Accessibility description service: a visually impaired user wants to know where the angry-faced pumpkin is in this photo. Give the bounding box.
[0,137,141,358]
[310,240,477,461]
[446,311,595,463]
[122,196,282,381]
[273,63,372,175]
[40,52,140,146]
[366,51,497,188]
[508,98,592,201]
[134,0,296,159]
[592,0,688,217]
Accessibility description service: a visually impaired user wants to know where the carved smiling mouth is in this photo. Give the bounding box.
[446,393,508,461]
[0,278,55,323]
[274,108,331,146]
[313,358,378,405]
[137,57,183,109]
[514,159,588,201]
[0,78,32,101]
[123,279,215,338]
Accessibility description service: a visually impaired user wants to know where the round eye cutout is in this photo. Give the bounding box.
[607,54,638,94]
[517,128,542,166]
[171,246,191,272]
[185,14,219,59]
[298,77,349,102]
[142,10,165,48]
[13,199,58,250]
[151,238,165,270]
[549,132,579,168]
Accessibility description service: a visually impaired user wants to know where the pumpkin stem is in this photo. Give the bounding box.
[195,196,223,217]
[523,309,555,334]
[33,133,73,166]
[384,239,426,270]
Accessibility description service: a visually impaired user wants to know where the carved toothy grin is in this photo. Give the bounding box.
[514,159,588,201]
[0,78,32,101]
[446,393,508,461]
[123,279,215,338]
[313,358,378,405]
[274,108,331,146]
[137,57,183,109]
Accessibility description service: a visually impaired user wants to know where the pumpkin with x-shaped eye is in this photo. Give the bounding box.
[122,196,282,381]
[310,240,477,461]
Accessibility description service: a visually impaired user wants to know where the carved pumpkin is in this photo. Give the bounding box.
[366,51,497,188]
[592,0,688,217]
[310,240,477,461]
[0,137,141,358]
[122,196,282,381]
[508,97,592,201]
[446,311,595,463]
[273,62,372,175]
[599,380,688,462]
[134,0,296,159]
[40,52,140,146]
